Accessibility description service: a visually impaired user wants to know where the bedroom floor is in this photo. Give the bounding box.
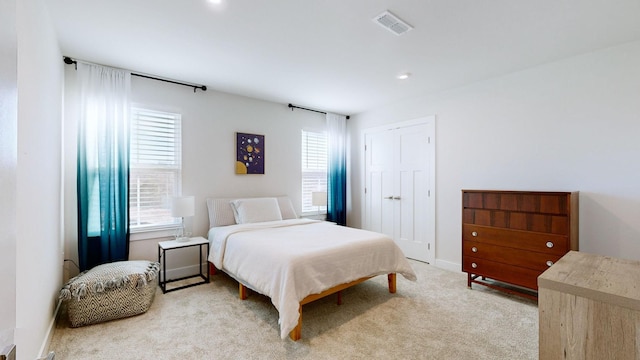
[48,260,538,359]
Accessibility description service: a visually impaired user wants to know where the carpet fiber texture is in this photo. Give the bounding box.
[49,260,538,359]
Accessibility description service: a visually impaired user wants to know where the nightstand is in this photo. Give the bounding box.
[158,236,210,293]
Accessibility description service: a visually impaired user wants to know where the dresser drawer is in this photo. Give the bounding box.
[462,224,568,256]
[463,240,562,272]
[462,256,540,290]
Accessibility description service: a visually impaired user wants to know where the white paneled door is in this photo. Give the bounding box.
[364,117,435,263]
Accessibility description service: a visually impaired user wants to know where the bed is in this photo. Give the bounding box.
[206,196,417,340]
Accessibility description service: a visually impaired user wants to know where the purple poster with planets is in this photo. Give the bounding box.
[236,132,265,174]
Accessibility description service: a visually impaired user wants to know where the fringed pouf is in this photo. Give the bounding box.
[59,260,160,327]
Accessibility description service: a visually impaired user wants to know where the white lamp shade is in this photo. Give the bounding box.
[311,191,327,207]
[171,196,195,217]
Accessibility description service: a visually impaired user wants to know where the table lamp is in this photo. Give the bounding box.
[171,196,194,242]
[311,191,327,216]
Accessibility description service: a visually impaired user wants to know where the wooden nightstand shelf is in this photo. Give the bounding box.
[158,236,210,293]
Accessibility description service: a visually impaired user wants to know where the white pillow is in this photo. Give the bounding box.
[276,196,298,220]
[231,198,283,224]
[206,198,237,228]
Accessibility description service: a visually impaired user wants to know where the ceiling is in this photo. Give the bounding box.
[46,0,640,115]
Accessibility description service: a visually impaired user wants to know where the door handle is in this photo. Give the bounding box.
[393,196,401,200]
[383,196,393,199]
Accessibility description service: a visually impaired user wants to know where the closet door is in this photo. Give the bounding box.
[394,124,430,262]
[364,130,395,239]
[364,118,435,263]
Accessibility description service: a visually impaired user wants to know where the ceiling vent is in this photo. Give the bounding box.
[373,10,413,36]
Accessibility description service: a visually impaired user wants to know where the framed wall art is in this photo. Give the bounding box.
[236,132,265,174]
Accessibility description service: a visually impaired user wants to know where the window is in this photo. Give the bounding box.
[129,108,182,231]
[301,130,327,214]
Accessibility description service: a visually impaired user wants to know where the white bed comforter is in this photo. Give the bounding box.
[207,218,417,339]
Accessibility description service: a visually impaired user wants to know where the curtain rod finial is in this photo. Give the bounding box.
[193,85,207,93]
[63,56,77,70]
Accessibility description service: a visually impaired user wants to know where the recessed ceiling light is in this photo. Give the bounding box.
[208,0,222,4]
[397,73,411,80]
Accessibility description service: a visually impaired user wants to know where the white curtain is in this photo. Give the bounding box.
[326,112,347,225]
[76,62,131,270]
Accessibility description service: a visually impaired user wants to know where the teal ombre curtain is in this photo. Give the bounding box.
[326,113,347,225]
[77,63,131,271]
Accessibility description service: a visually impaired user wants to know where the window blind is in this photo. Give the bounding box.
[129,108,182,229]
[301,130,327,213]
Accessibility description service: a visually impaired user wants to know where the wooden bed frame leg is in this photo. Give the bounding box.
[388,273,397,293]
[239,283,248,300]
[289,305,302,341]
[208,262,216,276]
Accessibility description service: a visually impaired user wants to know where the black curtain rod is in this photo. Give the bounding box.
[288,103,350,119]
[63,56,207,93]
[131,73,206,93]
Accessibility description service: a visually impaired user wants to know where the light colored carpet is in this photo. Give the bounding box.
[49,260,538,359]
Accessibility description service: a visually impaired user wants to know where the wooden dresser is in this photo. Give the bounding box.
[461,190,578,298]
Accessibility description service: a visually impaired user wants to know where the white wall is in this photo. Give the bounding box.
[349,40,640,269]
[0,0,18,351]
[63,72,325,276]
[15,0,64,358]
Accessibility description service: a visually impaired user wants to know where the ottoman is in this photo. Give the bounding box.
[59,260,160,327]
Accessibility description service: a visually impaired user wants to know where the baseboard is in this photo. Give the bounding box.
[434,259,461,273]
[161,264,206,282]
[38,299,61,358]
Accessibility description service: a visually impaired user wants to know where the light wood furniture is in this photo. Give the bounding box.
[237,273,397,341]
[462,190,578,299]
[538,251,640,359]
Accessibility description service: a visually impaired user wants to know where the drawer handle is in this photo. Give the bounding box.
[546,260,554,267]
[471,231,478,237]
[471,246,478,253]
[471,262,478,269]
[546,241,554,248]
